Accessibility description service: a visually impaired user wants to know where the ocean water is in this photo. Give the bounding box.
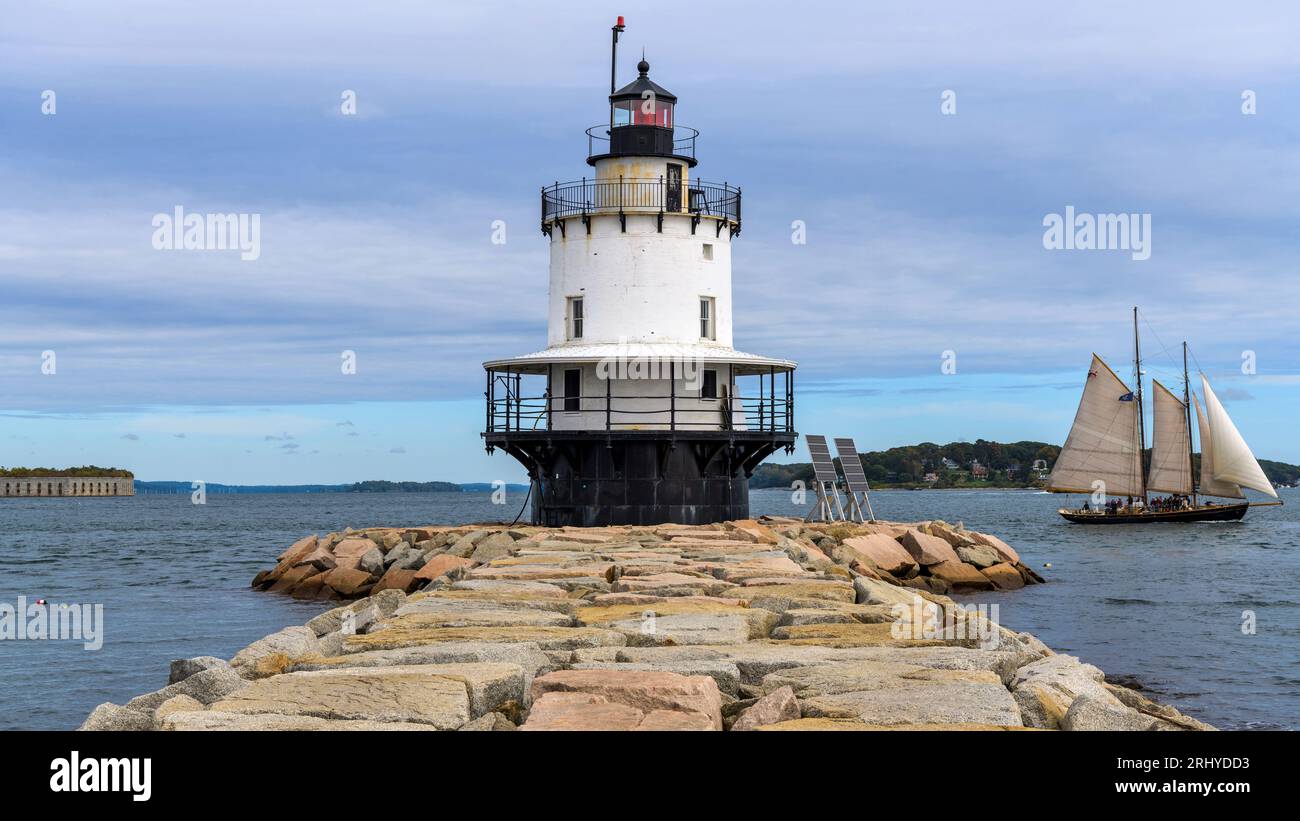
[1,487,1295,730]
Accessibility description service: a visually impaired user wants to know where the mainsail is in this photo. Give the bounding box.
[1147,380,1193,494]
[1048,354,1144,496]
[1201,376,1278,499]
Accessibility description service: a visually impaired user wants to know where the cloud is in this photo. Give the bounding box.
[7,2,1299,84]
[0,191,542,412]
[3,1,1299,467]
[389,447,407,454]
[121,433,139,441]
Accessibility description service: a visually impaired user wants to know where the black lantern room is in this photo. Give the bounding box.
[589,59,697,166]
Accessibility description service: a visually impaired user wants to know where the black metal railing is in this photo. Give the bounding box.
[487,393,793,434]
[587,124,698,162]
[485,365,794,436]
[541,176,741,234]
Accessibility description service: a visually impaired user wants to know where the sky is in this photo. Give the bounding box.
[2,0,1298,484]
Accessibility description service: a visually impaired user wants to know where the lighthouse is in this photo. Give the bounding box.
[483,22,797,526]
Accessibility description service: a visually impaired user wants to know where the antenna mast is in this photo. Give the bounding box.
[609,16,626,132]
[1184,341,1197,505]
[1134,306,1148,503]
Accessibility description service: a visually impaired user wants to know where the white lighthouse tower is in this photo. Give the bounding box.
[484,22,796,526]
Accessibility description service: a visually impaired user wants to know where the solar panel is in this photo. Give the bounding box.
[834,437,875,522]
[834,438,870,495]
[803,434,845,522]
[806,435,840,484]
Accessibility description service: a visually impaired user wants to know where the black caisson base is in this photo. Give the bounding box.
[484,431,795,527]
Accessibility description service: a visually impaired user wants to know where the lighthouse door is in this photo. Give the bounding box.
[666,163,682,212]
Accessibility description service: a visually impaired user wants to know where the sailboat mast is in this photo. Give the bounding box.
[1133,306,1148,502]
[1183,341,1197,505]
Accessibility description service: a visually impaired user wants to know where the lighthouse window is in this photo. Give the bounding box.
[613,102,632,127]
[612,99,673,128]
[568,297,584,340]
[699,297,715,340]
[702,243,714,260]
[701,369,718,400]
[563,368,581,412]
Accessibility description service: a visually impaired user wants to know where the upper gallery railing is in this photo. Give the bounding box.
[586,124,699,163]
[541,175,741,235]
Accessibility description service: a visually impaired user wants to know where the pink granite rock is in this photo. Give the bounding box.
[530,669,723,730]
[841,534,919,575]
[897,530,961,566]
[732,686,801,731]
[414,555,475,581]
[968,532,1021,565]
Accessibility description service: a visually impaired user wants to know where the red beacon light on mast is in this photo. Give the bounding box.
[610,17,627,97]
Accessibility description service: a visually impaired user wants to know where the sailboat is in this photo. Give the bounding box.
[1049,308,1281,524]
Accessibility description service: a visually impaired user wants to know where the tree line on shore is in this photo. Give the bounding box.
[751,440,1060,489]
[751,439,1300,490]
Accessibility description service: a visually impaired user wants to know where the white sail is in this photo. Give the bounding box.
[1048,354,1144,497]
[1201,376,1278,498]
[1193,392,1244,499]
[1147,380,1193,494]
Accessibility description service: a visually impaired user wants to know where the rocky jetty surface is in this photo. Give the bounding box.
[80,518,1214,731]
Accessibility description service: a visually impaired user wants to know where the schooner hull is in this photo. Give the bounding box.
[1058,503,1249,524]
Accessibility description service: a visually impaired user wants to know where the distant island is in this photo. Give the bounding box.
[750,439,1300,490]
[349,480,460,493]
[132,480,530,494]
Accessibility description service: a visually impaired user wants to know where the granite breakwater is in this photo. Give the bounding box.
[78,517,1213,731]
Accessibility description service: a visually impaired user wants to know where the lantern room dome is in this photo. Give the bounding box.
[611,59,678,105]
